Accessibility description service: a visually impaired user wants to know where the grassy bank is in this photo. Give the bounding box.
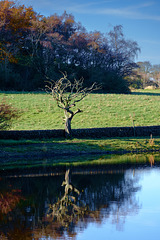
[1,136,160,170]
[1,153,160,175]
[0,89,160,130]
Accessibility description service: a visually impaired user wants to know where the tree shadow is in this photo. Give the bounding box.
[131,91,160,96]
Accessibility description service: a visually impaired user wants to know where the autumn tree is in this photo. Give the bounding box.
[0,0,37,87]
[45,73,100,137]
[0,1,140,92]
[0,0,37,57]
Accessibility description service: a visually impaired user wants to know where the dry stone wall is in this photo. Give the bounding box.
[0,126,160,139]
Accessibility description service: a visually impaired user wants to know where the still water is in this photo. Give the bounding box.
[0,166,160,240]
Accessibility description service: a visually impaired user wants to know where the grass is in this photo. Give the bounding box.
[1,136,160,170]
[0,89,160,130]
[1,152,159,171]
[1,89,160,171]
[1,136,160,153]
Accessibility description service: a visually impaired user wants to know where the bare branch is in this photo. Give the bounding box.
[45,72,101,136]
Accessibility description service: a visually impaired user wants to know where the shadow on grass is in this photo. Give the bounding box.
[0,138,136,173]
[1,136,160,158]
[0,139,113,160]
[0,90,46,95]
[1,90,160,98]
[1,136,160,174]
[131,91,160,96]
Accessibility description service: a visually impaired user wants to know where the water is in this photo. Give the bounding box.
[0,166,160,240]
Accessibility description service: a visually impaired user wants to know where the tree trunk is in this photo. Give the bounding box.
[65,116,72,138]
[64,109,81,138]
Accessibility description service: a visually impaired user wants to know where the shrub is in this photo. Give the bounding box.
[0,98,19,130]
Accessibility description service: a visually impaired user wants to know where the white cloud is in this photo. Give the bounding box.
[141,40,160,45]
[97,8,160,21]
[20,0,160,21]
[52,0,160,21]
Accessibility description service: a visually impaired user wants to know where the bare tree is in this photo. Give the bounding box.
[45,72,100,137]
[137,61,152,88]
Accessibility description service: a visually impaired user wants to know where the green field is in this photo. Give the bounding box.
[0,89,160,130]
[1,88,160,170]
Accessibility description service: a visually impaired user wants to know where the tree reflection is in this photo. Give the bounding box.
[44,169,140,236]
[46,169,99,233]
[0,168,141,239]
[149,155,155,167]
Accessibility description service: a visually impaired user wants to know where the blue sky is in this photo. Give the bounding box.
[20,0,160,65]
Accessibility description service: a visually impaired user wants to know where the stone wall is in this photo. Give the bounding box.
[72,126,160,138]
[0,125,160,139]
[0,129,64,140]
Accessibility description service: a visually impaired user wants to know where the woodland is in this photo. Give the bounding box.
[0,0,142,93]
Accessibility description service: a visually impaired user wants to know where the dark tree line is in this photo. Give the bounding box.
[0,0,140,93]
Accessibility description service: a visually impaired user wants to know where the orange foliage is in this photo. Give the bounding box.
[0,0,36,33]
[0,1,38,63]
[0,189,24,215]
[87,32,106,53]
[0,43,18,63]
[69,32,88,48]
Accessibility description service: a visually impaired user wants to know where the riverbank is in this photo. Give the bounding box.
[1,136,160,171]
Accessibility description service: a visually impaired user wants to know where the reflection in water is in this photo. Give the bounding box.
[47,169,94,227]
[149,155,155,167]
[0,188,24,215]
[46,169,100,239]
[0,166,144,239]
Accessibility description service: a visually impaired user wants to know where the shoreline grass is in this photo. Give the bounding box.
[1,152,160,172]
[1,136,160,170]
